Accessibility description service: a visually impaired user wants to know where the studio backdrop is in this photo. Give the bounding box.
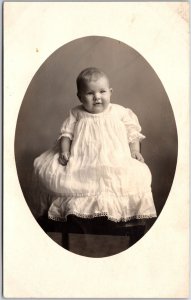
[14,36,178,230]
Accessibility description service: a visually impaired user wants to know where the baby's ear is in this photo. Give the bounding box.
[110,88,113,95]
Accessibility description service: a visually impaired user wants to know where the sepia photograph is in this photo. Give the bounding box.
[4,2,189,298]
[15,36,177,257]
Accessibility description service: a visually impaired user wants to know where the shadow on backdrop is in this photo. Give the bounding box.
[14,36,178,257]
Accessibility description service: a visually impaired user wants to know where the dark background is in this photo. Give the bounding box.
[15,36,177,243]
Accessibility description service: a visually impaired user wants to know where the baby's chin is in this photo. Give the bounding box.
[84,103,110,114]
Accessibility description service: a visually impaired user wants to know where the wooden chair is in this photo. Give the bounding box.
[37,215,146,251]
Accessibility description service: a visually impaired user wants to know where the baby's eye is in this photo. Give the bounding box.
[100,90,106,93]
[87,92,93,95]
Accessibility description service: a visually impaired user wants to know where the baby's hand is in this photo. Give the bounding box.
[131,151,144,163]
[58,152,70,166]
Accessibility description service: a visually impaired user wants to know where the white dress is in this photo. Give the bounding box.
[33,103,157,222]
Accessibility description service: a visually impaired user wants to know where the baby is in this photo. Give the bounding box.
[33,67,157,223]
[59,68,144,166]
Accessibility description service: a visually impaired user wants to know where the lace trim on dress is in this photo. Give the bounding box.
[48,212,157,223]
[128,132,146,143]
[57,132,73,141]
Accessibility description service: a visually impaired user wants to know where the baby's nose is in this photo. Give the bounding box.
[94,93,101,100]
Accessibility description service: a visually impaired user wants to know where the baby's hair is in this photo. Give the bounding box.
[76,67,109,93]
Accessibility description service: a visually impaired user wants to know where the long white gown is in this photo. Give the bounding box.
[33,103,157,222]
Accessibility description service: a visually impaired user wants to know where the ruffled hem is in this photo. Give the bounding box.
[47,191,157,223]
[48,212,157,223]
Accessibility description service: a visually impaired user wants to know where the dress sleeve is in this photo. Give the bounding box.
[122,108,146,143]
[57,109,77,141]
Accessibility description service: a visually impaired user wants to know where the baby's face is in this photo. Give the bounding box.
[78,76,112,114]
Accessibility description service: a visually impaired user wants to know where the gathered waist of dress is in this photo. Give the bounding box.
[50,189,152,198]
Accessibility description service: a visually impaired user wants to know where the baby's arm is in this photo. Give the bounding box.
[59,136,72,166]
[129,141,144,163]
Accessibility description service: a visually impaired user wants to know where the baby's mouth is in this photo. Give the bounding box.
[94,101,102,105]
